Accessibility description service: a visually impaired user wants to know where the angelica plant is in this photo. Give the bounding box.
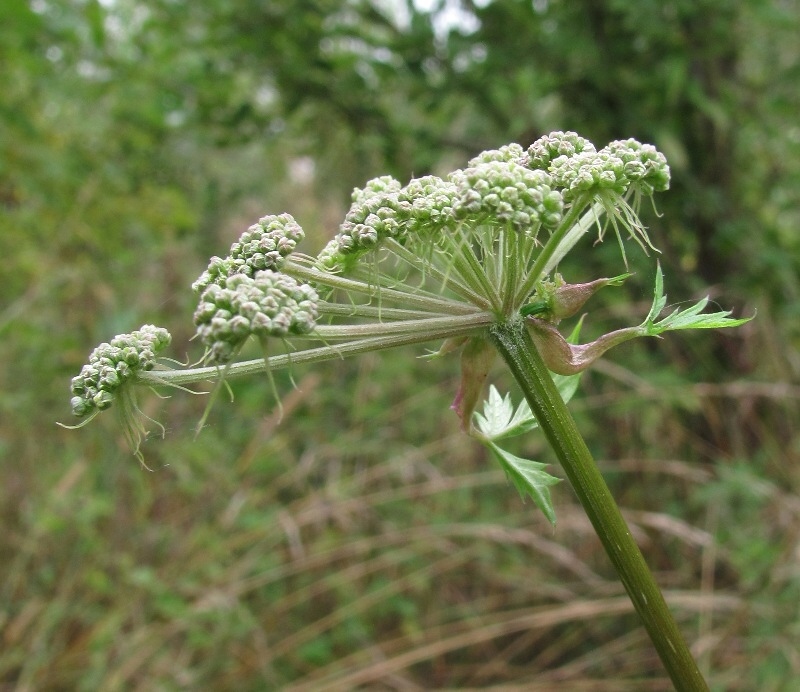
[65,131,750,690]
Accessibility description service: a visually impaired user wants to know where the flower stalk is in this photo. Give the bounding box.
[489,318,709,692]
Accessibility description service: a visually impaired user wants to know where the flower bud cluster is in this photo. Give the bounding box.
[194,270,319,363]
[522,132,670,202]
[193,213,305,292]
[451,161,564,233]
[523,131,596,170]
[351,175,403,204]
[603,139,670,194]
[70,325,171,417]
[399,175,458,232]
[315,132,668,274]
[333,176,407,256]
[549,150,630,200]
[318,174,460,270]
[468,143,526,166]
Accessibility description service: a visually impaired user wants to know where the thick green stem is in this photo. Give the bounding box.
[489,319,708,692]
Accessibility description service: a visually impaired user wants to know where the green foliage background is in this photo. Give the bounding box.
[2,0,799,688]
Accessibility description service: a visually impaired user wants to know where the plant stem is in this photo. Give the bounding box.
[513,195,590,306]
[139,313,494,387]
[489,319,708,692]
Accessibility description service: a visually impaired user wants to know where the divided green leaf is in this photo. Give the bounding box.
[486,442,561,525]
[474,371,581,442]
[473,385,537,439]
[643,263,753,336]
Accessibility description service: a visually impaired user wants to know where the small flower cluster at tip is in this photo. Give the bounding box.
[194,270,319,364]
[70,325,172,417]
[399,175,458,231]
[603,139,671,195]
[350,175,403,205]
[549,150,630,199]
[192,213,305,293]
[334,175,406,256]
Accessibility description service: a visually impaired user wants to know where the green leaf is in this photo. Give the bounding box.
[486,442,561,525]
[473,385,536,439]
[474,372,581,441]
[642,263,754,336]
[645,262,668,325]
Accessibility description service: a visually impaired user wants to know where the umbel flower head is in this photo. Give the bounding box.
[194,270,319,364]
[66,131,671,424]
[192,213,305,293]
[66,130,748,469]
[69,325,171,418]
[62,324,172,465]
[314,130,669,287]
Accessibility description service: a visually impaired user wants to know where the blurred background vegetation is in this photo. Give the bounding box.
[2,0,799,688]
